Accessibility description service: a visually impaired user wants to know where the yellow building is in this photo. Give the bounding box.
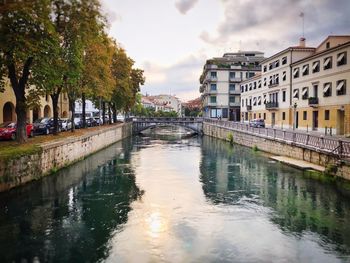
[0,79,69,124]
[241,36,350,136]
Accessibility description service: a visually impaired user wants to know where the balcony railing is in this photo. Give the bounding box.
[229,77,242,82]
[268,83,279,88]
[265,101,279,110]
[308,97,319,106]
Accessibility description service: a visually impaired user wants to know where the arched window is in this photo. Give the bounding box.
[3,102,15,122]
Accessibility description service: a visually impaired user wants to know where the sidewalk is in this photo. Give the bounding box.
[270,156,325,172]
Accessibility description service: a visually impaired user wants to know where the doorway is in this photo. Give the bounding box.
[312,111,318,130]
[337,110,345,135]
[271,112,275,127]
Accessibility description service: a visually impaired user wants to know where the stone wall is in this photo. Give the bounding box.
[203,122,350,180]
[0,123,132,192]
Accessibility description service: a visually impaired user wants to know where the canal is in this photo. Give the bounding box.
[1,128,350,262]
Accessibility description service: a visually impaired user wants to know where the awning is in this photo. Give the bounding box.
[336,80,345,91]
[323,83,331,93]
[302,88,308,96]
[312,61,319,70]
[253,97,257,103]
[337,53,345,63]
[302,65,308,73]
[282,71,286,78]
[293,89,299,97]
[257,96,262,104]
[293,68,299,76]
[324,57,330,67]
[263,95,267,103]
[258,80,261,87]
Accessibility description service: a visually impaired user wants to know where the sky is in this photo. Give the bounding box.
[101,0,350,102]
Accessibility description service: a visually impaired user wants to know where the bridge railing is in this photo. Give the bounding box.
[204,118,350,159]
[133,117,203,122]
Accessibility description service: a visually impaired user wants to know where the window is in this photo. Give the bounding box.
[269,76,273,85]
[282,112,286,121]
[282,90,286,102]
[229,84,236,91]
[257,96,262,105]
[229,72,235,78]
[245,84,248,92]
[264,78,267,86]
[210,96,217,103]
[222,108,228,118]
[326,42,330,49]
[325,110,330,120]
[254,113,256,119]
[323,56,332,70]
[263,65,267,72]
[248,72,255,78]
[282,71,286,81]
[275,74,279,84]
[229,96,235,103]
[263,94,267,104]
[282,56,287,65]
[258,80,261,88]
[253,82,257,89]
[293,88,299,99]
[312,61,320,73]
[275,60,280,67]
[210,84,217,91]
[259,113,261,118]
[337,52,347,66]
[269,63,273,70]
[249,83,252,91]
[336,80,346,96]
[293,67,299,78]
[302,87,309,100]
[323,82,332,97]
[253,97,257,106]
[302,64,309,76]
[303,111,307,120]
[242,99,244,107]
[210,71,217,77]
[263,113,266,120]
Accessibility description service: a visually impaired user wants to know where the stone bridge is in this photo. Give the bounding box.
[132,117,203,134]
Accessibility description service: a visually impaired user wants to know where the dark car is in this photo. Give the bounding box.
[33,117,62,135]
[250,119,265,128]
[0,122,34,140]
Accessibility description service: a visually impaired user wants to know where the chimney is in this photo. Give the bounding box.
[299,37,306,47]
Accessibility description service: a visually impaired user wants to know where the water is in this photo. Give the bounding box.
[1,127,350,262]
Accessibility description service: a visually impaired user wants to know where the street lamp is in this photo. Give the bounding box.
[293,102,297,130]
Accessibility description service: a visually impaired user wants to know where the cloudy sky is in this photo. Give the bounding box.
[101,0,349,102]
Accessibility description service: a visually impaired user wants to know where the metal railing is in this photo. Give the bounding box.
[133,117,203,123]
[204,119,350,159]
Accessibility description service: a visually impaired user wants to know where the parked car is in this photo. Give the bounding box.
[33,117,62,135]
[0,122,34,140]
[61,118,72,131]
[85,117,98,127]
[249,119,265,128]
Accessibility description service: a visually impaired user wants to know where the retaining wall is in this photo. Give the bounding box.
[203,122,350,180]
[0,123,132,192]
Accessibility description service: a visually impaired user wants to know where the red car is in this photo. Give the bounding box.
[0,122,34,140]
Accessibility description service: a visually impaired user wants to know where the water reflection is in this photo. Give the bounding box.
[0,139,143,262]
[200,136,350,258]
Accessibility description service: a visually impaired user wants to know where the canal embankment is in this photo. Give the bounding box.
[203,120,350,180]
[0,122,132,192]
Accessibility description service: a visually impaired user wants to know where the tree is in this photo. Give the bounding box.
[0,0,59,142]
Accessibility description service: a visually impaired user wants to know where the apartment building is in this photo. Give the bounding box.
[144,94,182,116]
[241,36,350,136]
[0,79,69,124]
[199,51,265,121]
[291,36,350,135]
[241,38,315,128]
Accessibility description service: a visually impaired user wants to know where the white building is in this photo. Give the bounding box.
[199,51,265,121]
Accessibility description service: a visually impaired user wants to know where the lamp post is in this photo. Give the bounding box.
[293,102,297,130]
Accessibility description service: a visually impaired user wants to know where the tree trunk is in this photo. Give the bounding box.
[7,57,33,143]
[51,92,60,135]
[108,103,112,124]
[68,94,76,132]
[112,104,117,123]
[102,101,106,125]
[82,92,86,128]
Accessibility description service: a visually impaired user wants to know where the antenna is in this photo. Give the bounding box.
[300,12,305,37]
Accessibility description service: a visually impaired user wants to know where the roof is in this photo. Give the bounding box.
[316,35,350,50]
[260,46,315,64]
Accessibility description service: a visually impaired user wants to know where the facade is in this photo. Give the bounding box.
[199,51,265,121]
[0,79,69,124]
[75,99,99,117]
[145,94,182,116]
[240,36,350,136]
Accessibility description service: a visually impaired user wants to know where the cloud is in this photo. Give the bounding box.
[141,54,206,101]
[200,0,350,55]
[175,0,199,15]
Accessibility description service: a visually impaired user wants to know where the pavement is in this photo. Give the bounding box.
[270,156,325,172]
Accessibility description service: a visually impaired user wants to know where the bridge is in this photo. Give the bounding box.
[132,117,203,135]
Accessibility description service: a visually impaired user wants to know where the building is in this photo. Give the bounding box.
[0,79,69,124]
[75,99,99,117]
[240,36,350,136]
[141,96,155,109]
[145,94,182,116]
[199,51,265,121]
[241,38,315,128]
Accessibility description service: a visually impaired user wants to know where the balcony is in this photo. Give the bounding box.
[205,76,218,82]
[265,101,279,110]
[268,82,279,88]
[229,77,242,82]
[246,105,252,111]
[308,97,319,107]
[229,102,240,107]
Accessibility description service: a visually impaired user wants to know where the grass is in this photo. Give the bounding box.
[0,123,123,162]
